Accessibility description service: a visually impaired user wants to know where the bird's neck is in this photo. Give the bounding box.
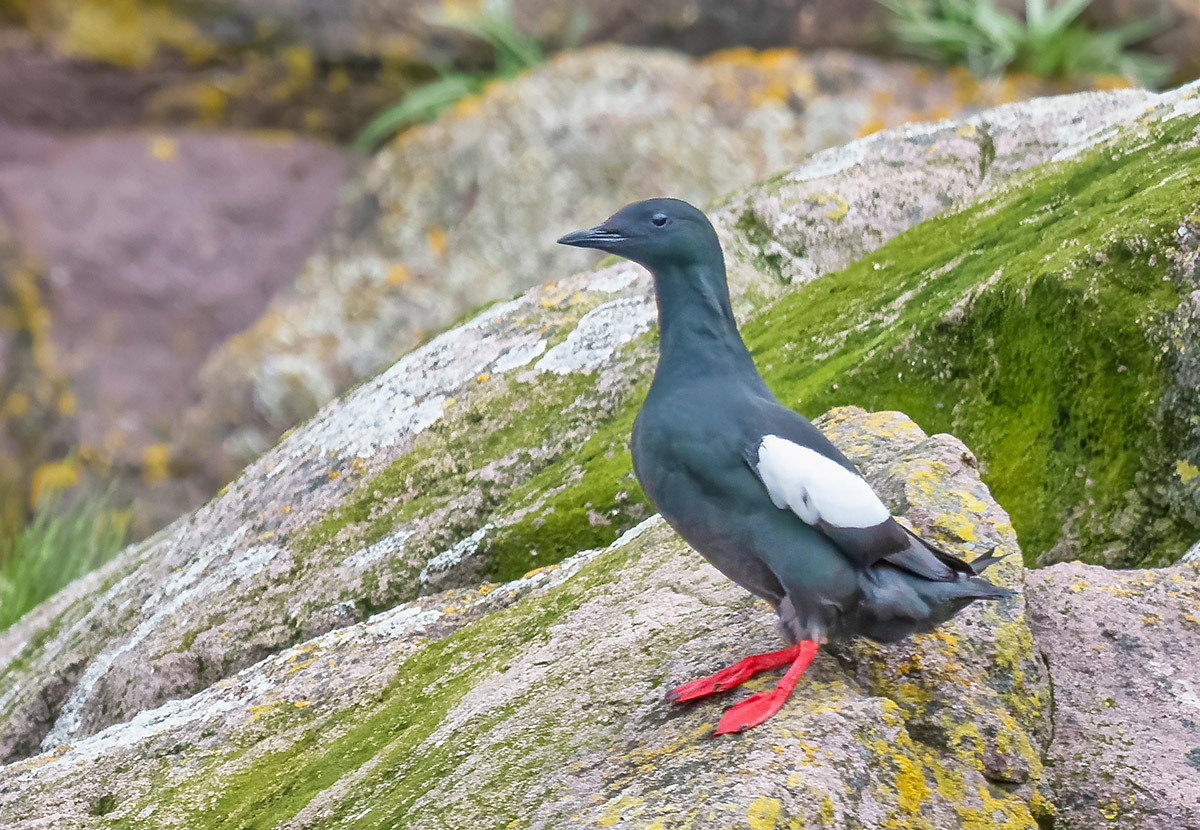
[651,262,761,383]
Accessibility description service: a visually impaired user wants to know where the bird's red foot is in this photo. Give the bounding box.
[667,644,804,703]
[711,640,818,736]
[713,689,791,735]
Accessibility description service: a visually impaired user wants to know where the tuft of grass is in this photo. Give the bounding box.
[877,0,1172,86]
[353,0,582,153]
[0,490,128,631]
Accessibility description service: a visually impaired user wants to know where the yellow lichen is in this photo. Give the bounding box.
[894,753,930,815]
[746,796,781,830]
[30,460,77,503]
[932,512,978,543]
[56,0,216,68]
[149,135,177,161]
[54,390,76,416]
[956,784,1038,830]
[386,264,411,287]
[3,392,29,417]
[141,442,171,483]
[819,796,835,826]
[427,227,447,257]
[813,194,849,220]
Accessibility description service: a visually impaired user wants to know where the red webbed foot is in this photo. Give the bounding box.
[667,644,806,703]
[711,640,818,736]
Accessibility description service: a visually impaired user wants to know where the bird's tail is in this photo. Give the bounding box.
[855,538,1014,642]
[967,546,1008,575]
[912,546,1015,614]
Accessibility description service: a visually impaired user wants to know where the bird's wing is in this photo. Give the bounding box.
[746,433,964,579]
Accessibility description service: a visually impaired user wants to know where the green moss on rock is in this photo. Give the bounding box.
[463,112,1200,573]
[745,113,1200,566]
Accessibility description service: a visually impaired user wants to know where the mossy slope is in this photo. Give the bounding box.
[482,107,1200,571]
[747,111,1200,566]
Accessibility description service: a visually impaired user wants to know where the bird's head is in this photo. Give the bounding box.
[557,198,721,273]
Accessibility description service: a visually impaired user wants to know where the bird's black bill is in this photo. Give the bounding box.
[556,224,627,250]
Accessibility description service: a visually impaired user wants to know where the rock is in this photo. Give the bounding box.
[0,408,1053,828]
[517,0,1200,84]
[0,126,352,535]
[1184,538,1200,563]
[0,78,1185,764]
[0,80,1198,828]
[1025,561,1200,830]
[734,83,1200,568]
[180,45,1130,500]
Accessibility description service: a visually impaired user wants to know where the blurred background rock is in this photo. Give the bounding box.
[0,0,1195,622]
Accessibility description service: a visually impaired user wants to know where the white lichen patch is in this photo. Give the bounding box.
[231,544,284,581]
[491,338,547,373]
[419,525,494,584]
[1166,80,1200,122]
[41,527,249,751]
[585,262,644,294]
[1049,87,1190,162]
[342,529,415,570]
[535,297,655,375]
[293,298,533,458]
[609,515,665,550]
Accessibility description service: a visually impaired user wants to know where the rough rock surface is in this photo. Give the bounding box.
[0,79,1198,829]
[179,45,1135,497]
[1026,561,1200,830]
[0,408,1053,828]
[730,84,1200,568]
[0,79,1192,768]
[0,125,352,535]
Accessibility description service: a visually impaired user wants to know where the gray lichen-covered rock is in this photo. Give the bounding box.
[0,78,1190,767]
[0,408,1051,828]
[2,79,1200,829]
[1025,561,1200,830]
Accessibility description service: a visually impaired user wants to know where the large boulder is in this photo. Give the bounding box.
[0,79,1198,828]
[732,86,1200,567]
[0,2,420,140]
[0,125,351,536]
[1026,561,1200,830]
[177,45,1130,507]
[0,408,1054,828]
[0,79,1187,765]
[0,420,1192,827]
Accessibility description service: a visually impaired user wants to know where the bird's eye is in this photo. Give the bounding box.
[651,213,669,228]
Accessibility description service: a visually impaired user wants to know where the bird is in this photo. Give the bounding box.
[558,198,1010,736]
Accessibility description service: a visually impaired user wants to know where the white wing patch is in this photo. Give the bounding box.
[756,435,890,529]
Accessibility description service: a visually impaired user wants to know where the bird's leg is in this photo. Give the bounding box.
[712,640,818,736]
[667,643,807,703]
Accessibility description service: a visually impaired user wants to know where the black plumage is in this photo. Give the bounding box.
[559,198,1009,734]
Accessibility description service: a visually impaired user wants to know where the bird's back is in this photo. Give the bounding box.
[634,371,1008,644]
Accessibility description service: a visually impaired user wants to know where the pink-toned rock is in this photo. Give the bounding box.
[1025,561,1200,830]
[0,126,352,533]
